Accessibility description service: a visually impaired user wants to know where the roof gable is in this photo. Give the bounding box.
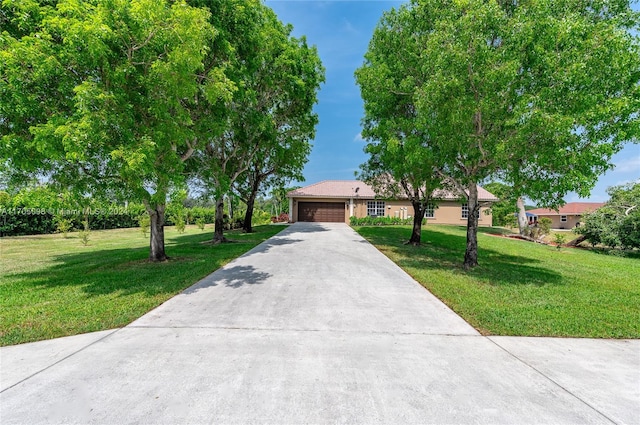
[287,180,499,202]
[528,202,605,216]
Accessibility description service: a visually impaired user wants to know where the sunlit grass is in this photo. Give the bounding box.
[355,225,640,338]
[0,225,284,346]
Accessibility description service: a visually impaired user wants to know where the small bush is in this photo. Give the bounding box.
[173,214,186,233]
[196,218,206,231]
[79,219,91,246]
[138,214,150,238]
[553,233,566,249]
[55,216,73,238]
[271,213,289,223]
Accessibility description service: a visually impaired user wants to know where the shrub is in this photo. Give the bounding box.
[350,216,424,226]
[538,217,552,236]
[553,233,566,249]
[172,214,186,233]
[55,216,73,238]
[79,219,91,246]
[138,214,150,238]
[271,213,289,223]
[196,218,206,231]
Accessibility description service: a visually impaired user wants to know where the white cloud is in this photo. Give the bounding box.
[613,155,640,173]
[354,132,365,142]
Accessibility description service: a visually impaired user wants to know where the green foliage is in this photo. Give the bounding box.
[553,233,567,250]
[484,182,517,227]
[173,214,186,234]
[138,214,150,238]
[1,0,228,260]
[192,1,323,240]
[78,219,90,246]
[350,216,421,226]
[357,0,640,267]
[538,217,552,237]
[195,218,206,231]
[55,216,73,238]
[576,182,640,249]
[252,209,272,226]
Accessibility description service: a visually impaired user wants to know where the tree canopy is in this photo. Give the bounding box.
[576,181,640,249]
[355,5,442,245]
[357,0,640,268]
[1,0,321,256]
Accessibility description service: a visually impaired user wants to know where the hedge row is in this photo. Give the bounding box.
[0,204,220,237]
[349,216,425,226]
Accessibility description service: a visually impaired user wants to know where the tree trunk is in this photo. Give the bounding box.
[228,193,234,220]
[463,184,480,269]
[145,202,168,262]
[213,198,227,243]
[242,176,261,233]
[516,197,528,235]
[243,193,257,233]
[407,200,426,245]
[566,234,587,247]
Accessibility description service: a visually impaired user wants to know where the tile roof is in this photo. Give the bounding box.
[287,180,499,201]
[527,202,605,216]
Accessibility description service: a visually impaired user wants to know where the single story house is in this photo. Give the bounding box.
[287,180,498,226]
[527,202,605,229]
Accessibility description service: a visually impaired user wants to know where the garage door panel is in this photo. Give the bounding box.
[298,202,345,222]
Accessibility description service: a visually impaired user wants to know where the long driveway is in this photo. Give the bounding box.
[1,223,638,424]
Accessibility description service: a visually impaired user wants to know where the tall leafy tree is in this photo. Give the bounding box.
[234,32,323,233]
[190,0,323,241]
[1,0,230,261]
[360,0,639,268]
[356,6,442,245]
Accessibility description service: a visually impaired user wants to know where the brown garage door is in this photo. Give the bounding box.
[298,202,345,223]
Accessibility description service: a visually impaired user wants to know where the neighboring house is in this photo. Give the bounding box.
[286,180,498,226]
[527,202,605,229]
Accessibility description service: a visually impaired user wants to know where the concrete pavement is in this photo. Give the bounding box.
[1,222,638,424]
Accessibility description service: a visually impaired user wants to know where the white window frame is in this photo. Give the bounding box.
[367,201,386,217]
[560,215,567,222]
[425,203,435,219]
[462,203,480,219]
[461,203,469,219]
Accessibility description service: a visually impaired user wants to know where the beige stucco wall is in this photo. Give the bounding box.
[289,197,494,226]
[537,214,582,230]
[352,199,493,227]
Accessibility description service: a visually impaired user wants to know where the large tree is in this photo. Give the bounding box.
[1,0,229,261]
[190,0,323,241]
[360,0,639,268]
[356,6,442,245]
[233,33,323,233]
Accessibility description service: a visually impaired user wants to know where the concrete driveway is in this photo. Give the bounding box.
[1,223,638,424]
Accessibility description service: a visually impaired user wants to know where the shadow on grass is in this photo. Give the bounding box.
[358,226,563,287]
[8,225,284,298]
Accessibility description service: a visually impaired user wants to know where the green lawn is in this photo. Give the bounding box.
[355,225,640,338]
[0,225,285,346]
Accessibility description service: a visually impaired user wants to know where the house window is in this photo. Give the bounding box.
[367,201,385,217]
[461,203,469,219]
[461,203,480,219]
[425,203,435,218]
[561,215,567,222]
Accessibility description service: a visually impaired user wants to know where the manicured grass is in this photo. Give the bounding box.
[0,225,285,346]
[355,225,640,338]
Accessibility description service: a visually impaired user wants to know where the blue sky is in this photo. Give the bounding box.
[266,0,640,203]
